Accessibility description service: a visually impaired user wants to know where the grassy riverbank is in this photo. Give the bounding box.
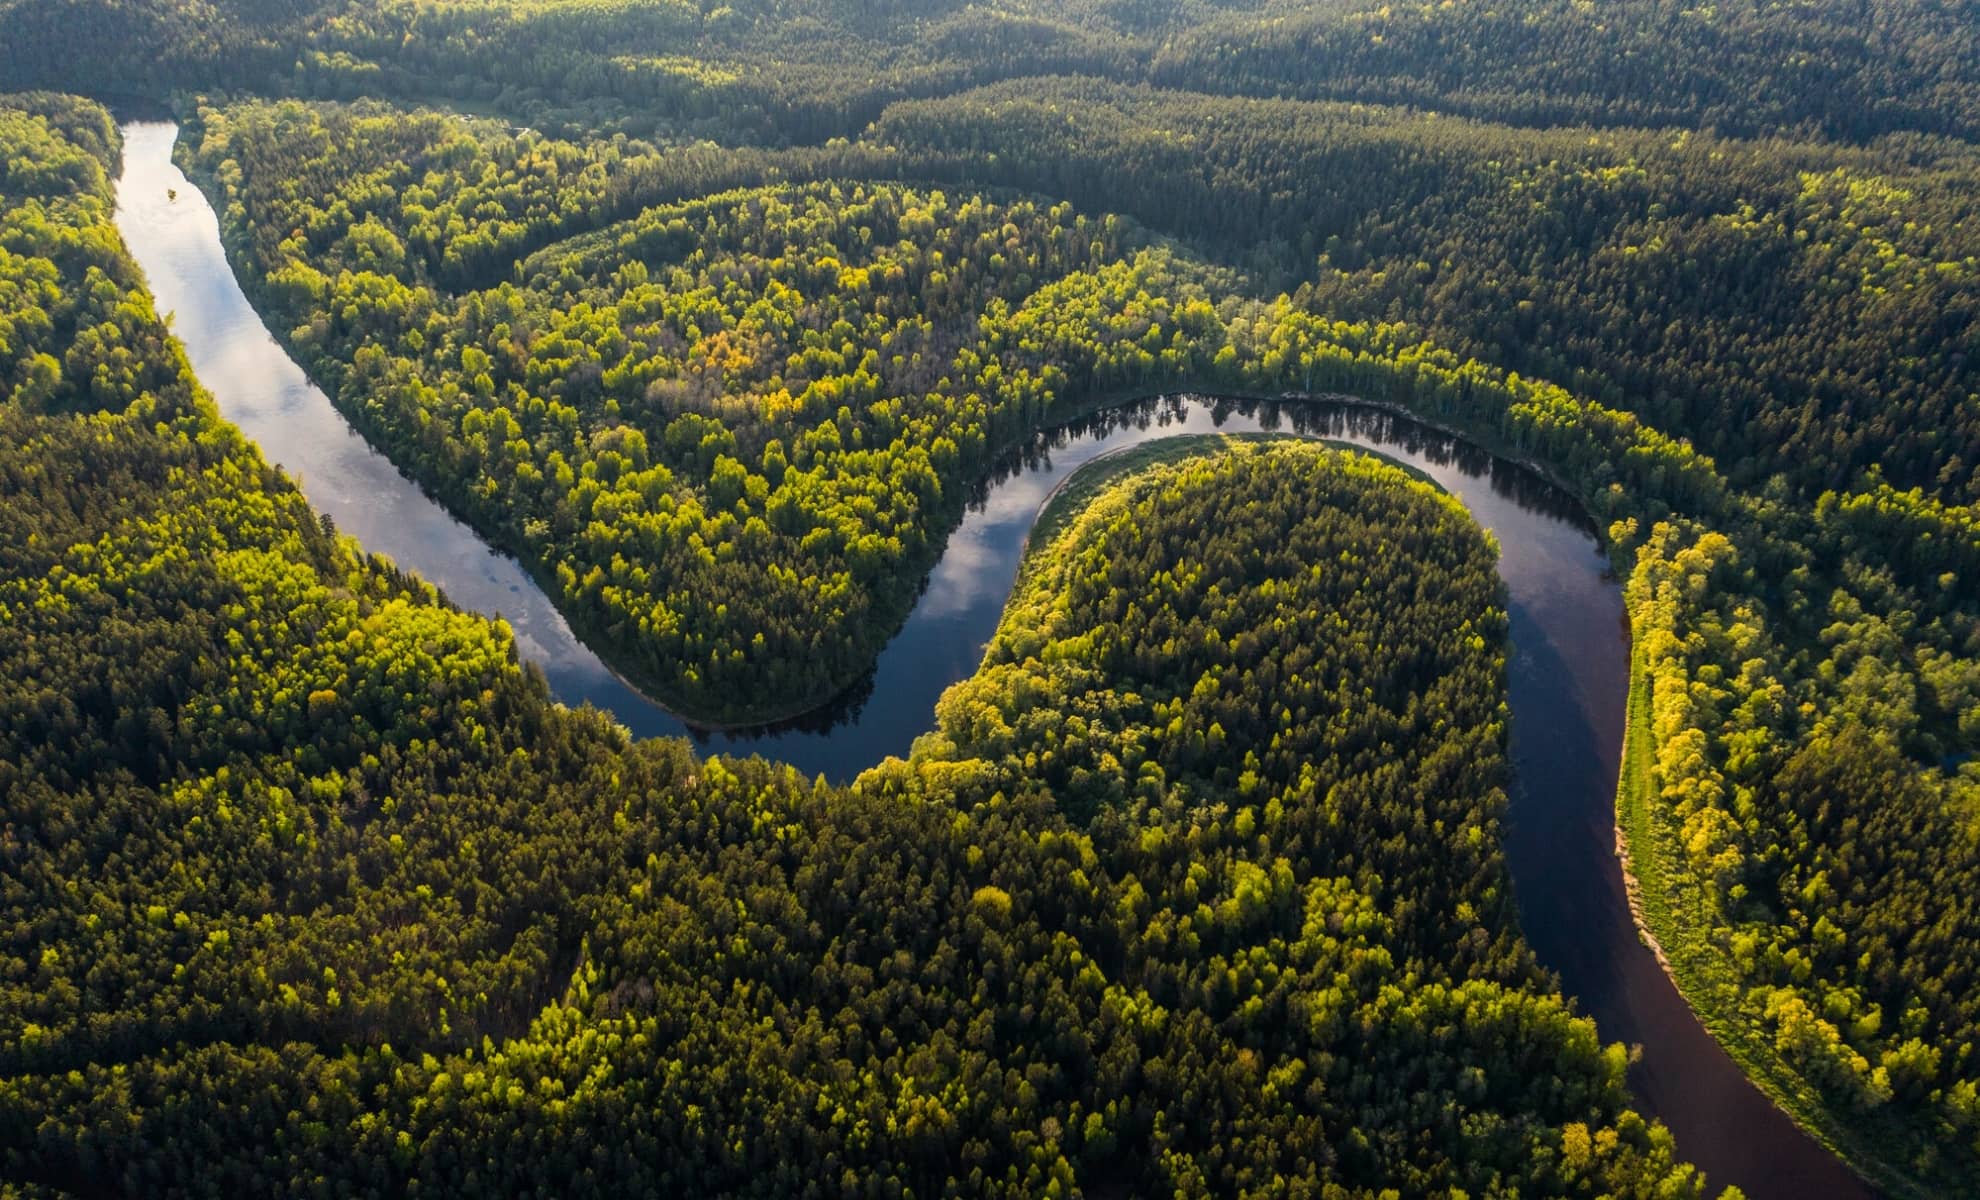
[1615,642,1937,1199]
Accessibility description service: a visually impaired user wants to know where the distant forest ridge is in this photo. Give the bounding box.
[4,0,1980,144]
[1,0,1978,1193]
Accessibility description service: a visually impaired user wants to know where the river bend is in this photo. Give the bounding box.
[112,118,1874,1200]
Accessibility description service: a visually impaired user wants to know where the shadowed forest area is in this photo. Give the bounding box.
[3,0,1980,1193]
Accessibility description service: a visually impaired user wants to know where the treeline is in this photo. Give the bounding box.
[0,94,1714,1197]
[7,0,1980,145]
[179,88,1980,1188]
[2,89,618,1079]
[0,92,148,414]
[924,439,1518,966]
[184,98,1185,720]
[176,99,871,294]
[0,1,1975,1180]
[867,78,1980,508]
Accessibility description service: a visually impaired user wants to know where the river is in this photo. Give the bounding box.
[112,118,1876,1200]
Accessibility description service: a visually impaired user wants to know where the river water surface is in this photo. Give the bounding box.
[113,118,1875,1199]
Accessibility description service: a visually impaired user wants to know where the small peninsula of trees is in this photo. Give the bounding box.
[1,0,1978,1190]
[1,95,1712,1197]
[162,86,1980,1190]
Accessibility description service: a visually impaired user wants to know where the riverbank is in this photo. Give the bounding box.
[1615,641,1933,1200]
[120,115,1884,1197]
[167,103,1612,733]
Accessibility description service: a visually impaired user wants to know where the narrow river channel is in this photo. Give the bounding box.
[113,118,1876,1200]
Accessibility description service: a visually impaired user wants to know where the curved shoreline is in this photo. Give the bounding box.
[1611,646,1926,1200]
[166,109,1603,735]
[113,117,1879,1200]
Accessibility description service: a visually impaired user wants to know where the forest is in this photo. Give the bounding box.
[0,97,1716,1195]
[4,0,1980,145]
[2,0,1979,1194]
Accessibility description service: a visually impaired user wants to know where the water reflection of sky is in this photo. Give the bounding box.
[116,118,1881,1199]
[115,119,1621,784]
[692,395,1624,781]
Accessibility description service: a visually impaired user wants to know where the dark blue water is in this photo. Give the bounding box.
[114,118,1876,1200]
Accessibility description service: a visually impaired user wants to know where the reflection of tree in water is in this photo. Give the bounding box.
[970,391,1595,532]
[722,390,1600,743]
[1486,456,1594,529]
[961,393,1199,506]
[689,666,880,743]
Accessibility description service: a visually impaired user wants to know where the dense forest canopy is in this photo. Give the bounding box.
[6,0,1980,144]
[171,81,1980,1196]
[2,0,1980,1192]
[0,104,1713,1193]
[866,78,1980,503]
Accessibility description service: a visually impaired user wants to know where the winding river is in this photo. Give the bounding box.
[113,119,1875,1199]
